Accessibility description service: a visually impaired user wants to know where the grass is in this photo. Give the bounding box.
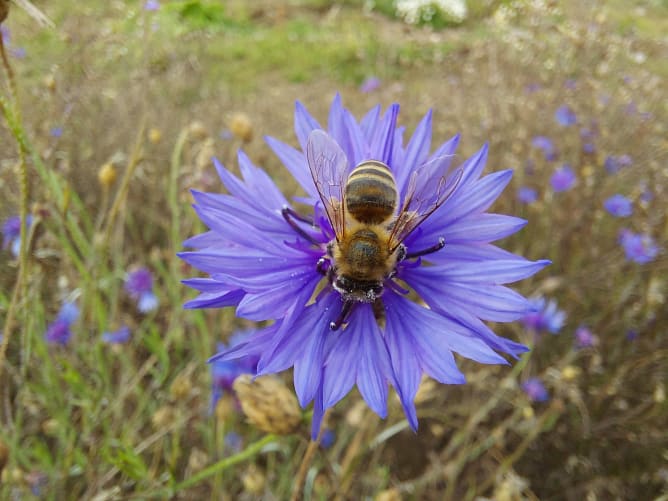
[1,0,667,499]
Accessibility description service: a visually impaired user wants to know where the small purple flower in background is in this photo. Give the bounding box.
[626,330,638,341]
[517,186,537,204]
[220,129,233,140]
[521,296,566,334]
[604,154,632,174]
[550,165,576,192]
[604,194,633,217]
[554,105,577,126]
[181,95,549,436]
[2,215,33,258]
[522,378,549,402]
[564,78,577,89]
[45,301,79,346]
[50,126,64,138]
[144,0,160,11]
[524,82,542,94]
[102,326,131,344]
[639,185,653,204]
[359,76,381,93]
[125,267,159,313]
[582,142,595,154]
[210,331,259,413]
[224,432,243,453]
[531,136,557,161]
[618,229,659,264]
[574,326,597,349]
[579,127,595,140]
[320,429,336,449]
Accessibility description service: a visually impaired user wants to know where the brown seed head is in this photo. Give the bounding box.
[98,162,117,188]
[43,74,56,92]
[151,405,175,430]
[375,488,402,501]
[228,112,253,143]
[148,128,162,144]
[233,375,301,435]
[187,121,209,140]
[169,372,193,401]
[241,464,266,495]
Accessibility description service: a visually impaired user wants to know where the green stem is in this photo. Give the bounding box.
[173,434,276,492]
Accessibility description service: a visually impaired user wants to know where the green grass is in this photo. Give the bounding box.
[1,0,667,499]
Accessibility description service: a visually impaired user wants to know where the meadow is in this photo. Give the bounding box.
[0,0,667,499]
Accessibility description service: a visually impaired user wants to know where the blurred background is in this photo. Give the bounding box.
[0,1,666,499]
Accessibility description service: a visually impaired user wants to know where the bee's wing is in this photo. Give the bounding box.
[388,158,463,252]
[306,130,349,242]
[11,0,55,28]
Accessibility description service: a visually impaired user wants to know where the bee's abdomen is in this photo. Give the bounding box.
[346,160,397,224]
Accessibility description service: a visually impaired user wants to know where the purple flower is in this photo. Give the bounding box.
[604,154,632,174]
[210,331,259,412]
[524,83,542,94]
[2,215,33,257]
[45,301,79,345]
[522,378,549,402]
[618,229,659,264]
[626,330,638,341]
[579,127,595,140]
[517,186,537,204]
[554,105,577,126]
[224,432,243,453]
[564,79,577,89]
[550,165,576,192]
[102,326,131,344]
[125,267,159,313]
[574,326,597,348]
[531,136,557,161]
[604,194,632,217]
[582,143,595,154]
[181,95,549,436]
[144,0,160,11]
[360,76,381,93]
[521,296,566,334]
[320,429,336,449]
[50,126,63,138]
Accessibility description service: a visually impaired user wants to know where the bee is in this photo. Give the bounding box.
[291,129,461,330]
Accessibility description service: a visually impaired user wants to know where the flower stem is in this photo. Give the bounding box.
[173,434,276,492]
[290,409,331,501]
[0,27,30,396]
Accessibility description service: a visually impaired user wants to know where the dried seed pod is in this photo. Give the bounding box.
[241,464,266,495]
[228,112,253,143]
[97,162,117,188]
[233,375,301,435]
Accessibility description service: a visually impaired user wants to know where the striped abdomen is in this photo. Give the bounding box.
[345,160,398,224]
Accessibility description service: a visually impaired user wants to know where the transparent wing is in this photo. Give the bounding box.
[389,158,463,252]
[306,130,349,242]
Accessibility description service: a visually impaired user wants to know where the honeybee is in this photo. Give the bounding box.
[297,130,461,329]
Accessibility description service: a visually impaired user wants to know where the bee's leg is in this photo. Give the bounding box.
[404,237,445,259]
[282,206,319,245]
[330,300,353,331]
[282,206,314,225]
[316,257,330,275]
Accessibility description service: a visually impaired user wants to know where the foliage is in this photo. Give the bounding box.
[0,0,666,499]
